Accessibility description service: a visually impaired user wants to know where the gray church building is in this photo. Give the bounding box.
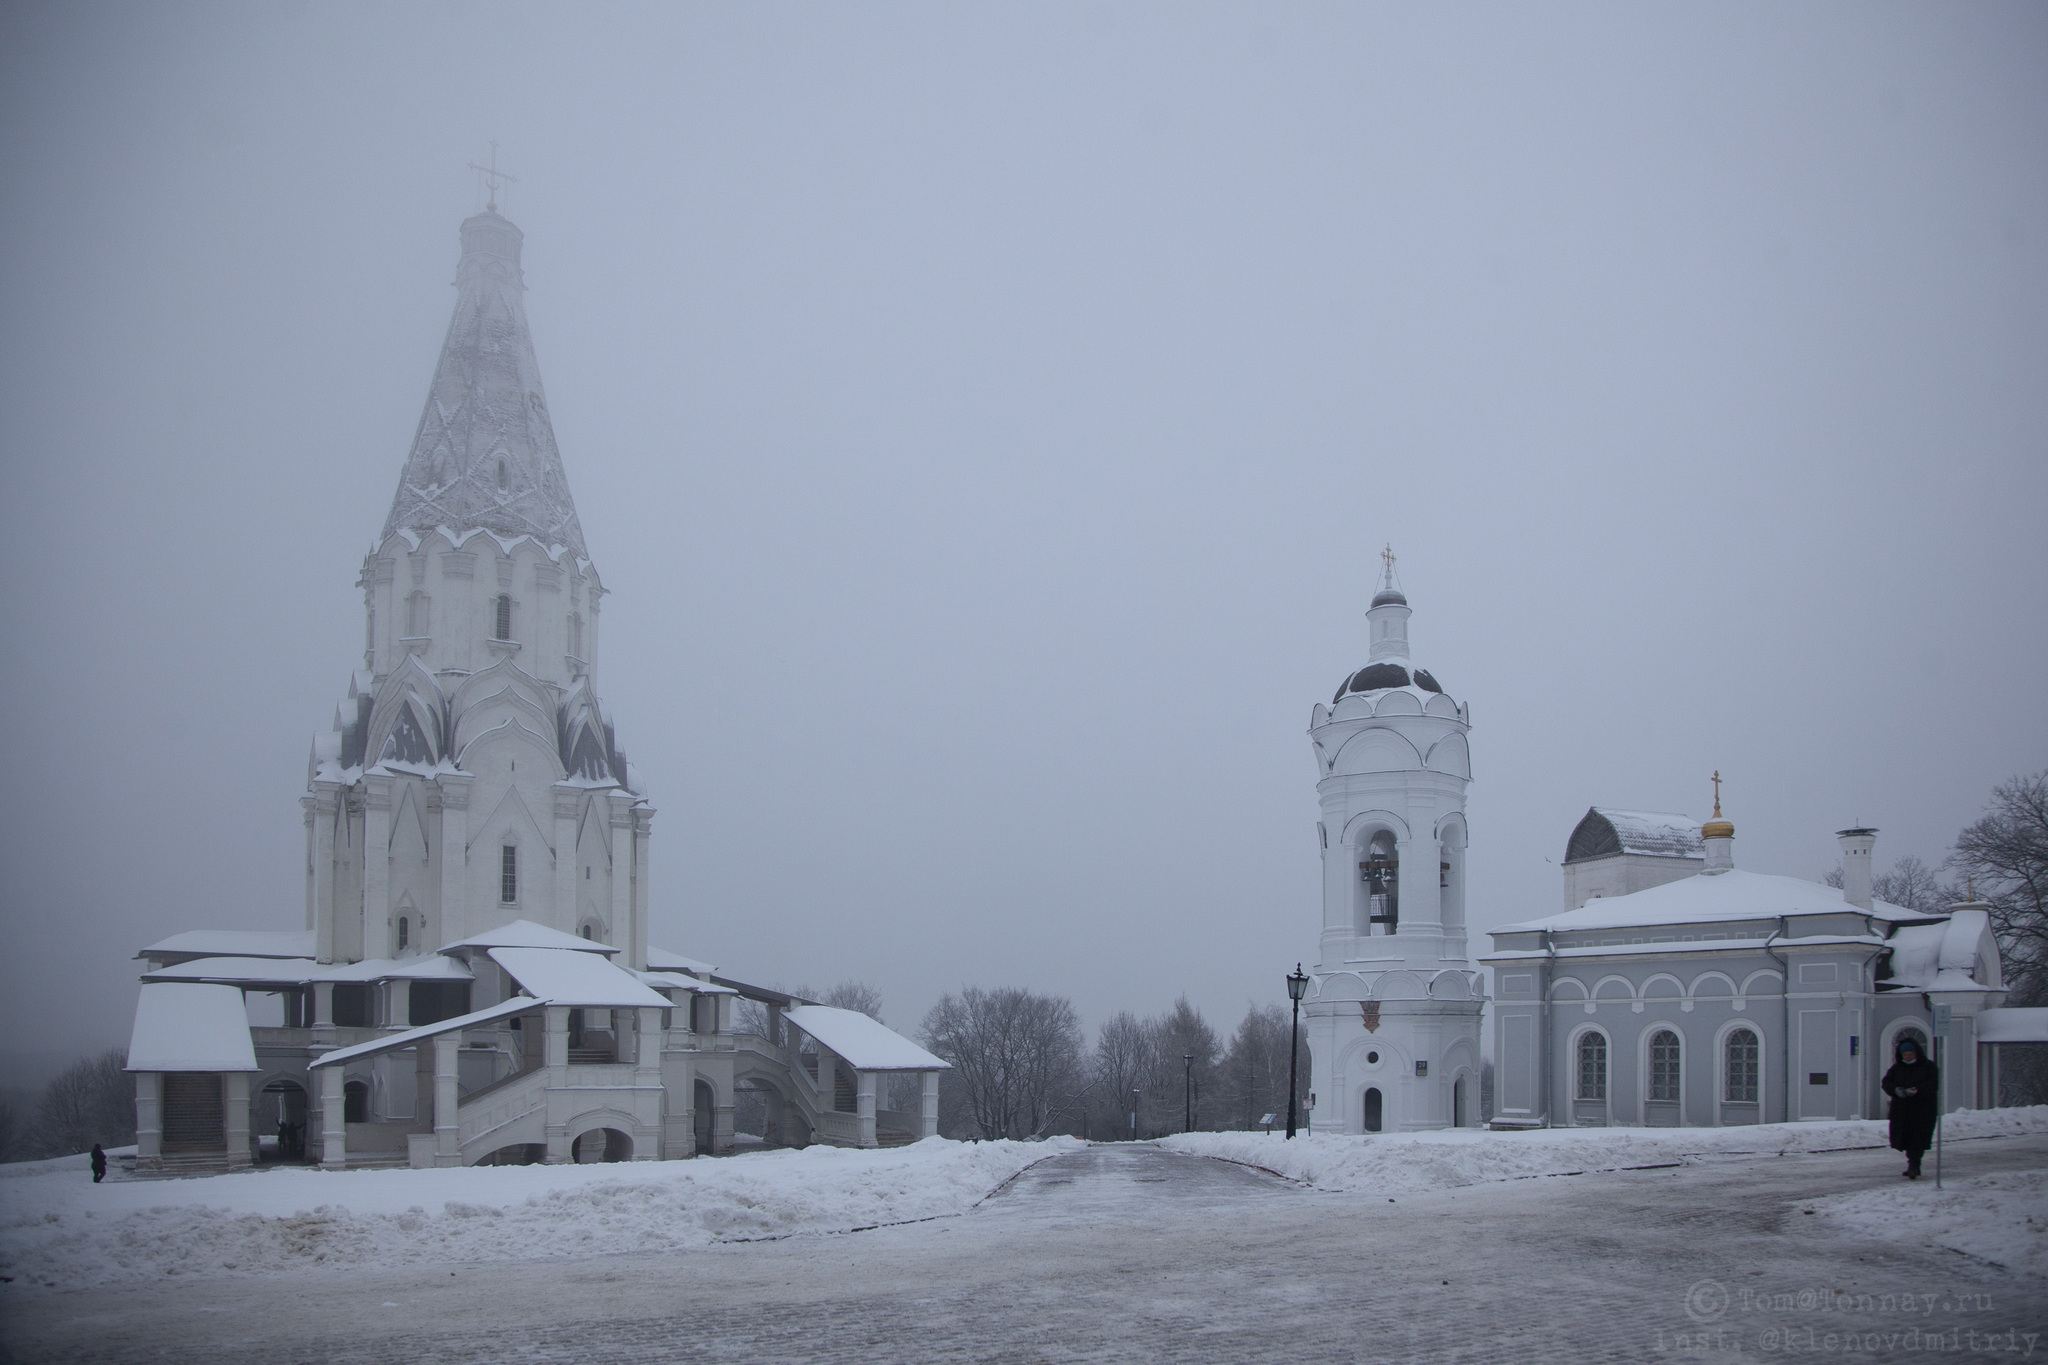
[1482,804,2041,1128]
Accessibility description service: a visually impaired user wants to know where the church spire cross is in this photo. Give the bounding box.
[1380,543,1397,588]
[468,141,518,213]
[1711,770,1722,818]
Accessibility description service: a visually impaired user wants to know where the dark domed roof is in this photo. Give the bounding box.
[1331,663,1447,703]
[1371,588,1407,607]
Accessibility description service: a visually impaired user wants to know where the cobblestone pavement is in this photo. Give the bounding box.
[6,1137,2044,1364]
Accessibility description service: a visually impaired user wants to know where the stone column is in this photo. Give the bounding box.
[921,1070,940,1140]
[433,1032,461,1167]
[363,775,393,956]
[224,1072,252,1170]
[629,807,653,970]
[319,1066,347,1169]
[312,981,335,1028]
[414,1041,434,1128]
[386,979,411,1030]
[856,1071,877,1148]
[607,793,633,957]
[635,1006,664,1076]
[554,786,580,933]
[309,786,341,964]
[543,1005,572,1163]
[436,773,473,945]
[134,1072,163,1167]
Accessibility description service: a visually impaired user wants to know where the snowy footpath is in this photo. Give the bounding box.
[0,1136,1083,1291]
[1163,1105,2048,1277]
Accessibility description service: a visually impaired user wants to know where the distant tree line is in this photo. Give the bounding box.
[918,987,1307,1142]
[0,1048,135,1162]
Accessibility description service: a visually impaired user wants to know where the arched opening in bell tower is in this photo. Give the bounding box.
[1355,832,1399,935]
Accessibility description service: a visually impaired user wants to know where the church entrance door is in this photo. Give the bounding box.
[1362,1087,1383,1133]
[1453,1076,1465,1128]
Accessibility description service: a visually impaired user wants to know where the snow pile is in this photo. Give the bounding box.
[1159,1107,2048,1195]
[0,1137,1081,1291]
[1811,1168,2048,1276]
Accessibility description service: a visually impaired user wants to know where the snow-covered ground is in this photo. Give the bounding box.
[1810,1167,2048,1277]
[0,1136,1082,1291]
[1159,1106,2048,1195]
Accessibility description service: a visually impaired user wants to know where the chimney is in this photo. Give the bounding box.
[1837,828,1877,910]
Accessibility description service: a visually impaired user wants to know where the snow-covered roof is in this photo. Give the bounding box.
[782,1005,949,1072]
[126,984,258,1072]
[1565,809,1705,864]
[645,946,719,976]
[136,929,317,962]
[1496,868,1927,935]
[634,970,736,994]
[488,947,670,1008]
[1975,1008,2048,1044]
[1883,908,2000,993]
[310,998,540,1070]
[442,920,616,955]
[141,955,474,987]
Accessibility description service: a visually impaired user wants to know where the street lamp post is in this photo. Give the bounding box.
[1130,1088,1140,1141]
[1286,964,1310,1139]
[1183,1053,1194,1132]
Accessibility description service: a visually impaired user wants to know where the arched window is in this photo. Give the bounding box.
[343,1080,369,1124]
[579,924,592,940]
[1359,832,1398,935]
[494,594,513,641]
[1576,1032,1608,1101]
[397,916,409,951]
[1649,1030,1681,1101]
[497,457,509,491]
[1362,1087,1383,1133]
[500,844,518,903]
[1725,1028,1759,1102]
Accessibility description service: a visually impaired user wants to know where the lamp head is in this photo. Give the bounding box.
[1286,964,1311,1002]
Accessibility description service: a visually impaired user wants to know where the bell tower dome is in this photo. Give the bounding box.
[1299,549,1486,1134]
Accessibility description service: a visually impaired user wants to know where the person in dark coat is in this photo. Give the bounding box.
[89,1144,106,1183]
[1881,1037,1939,1178]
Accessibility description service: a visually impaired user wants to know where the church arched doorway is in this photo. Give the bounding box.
[1452,1075,1466,1129]
[1362,1087,1383,1133]
[571,1128,631,1163]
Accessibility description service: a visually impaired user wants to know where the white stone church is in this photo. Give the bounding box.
[1294,560,2043,1134]
[123,206,946,1173]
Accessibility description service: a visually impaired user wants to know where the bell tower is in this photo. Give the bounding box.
[1300,550,1485,1133]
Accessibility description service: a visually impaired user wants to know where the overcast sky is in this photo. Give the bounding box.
[2,3,2043,1084]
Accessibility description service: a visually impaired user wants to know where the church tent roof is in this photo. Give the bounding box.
[782,1005,949,1072]
[487,947,670,1008]
[126,984,259,1072]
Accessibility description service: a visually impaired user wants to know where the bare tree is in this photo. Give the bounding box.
[1144,997,1219,1133]
[1824,854,1953,914]
[36,1048,134,1158]
[0,1098,22,1163]
[819,980,885,1023]
[1089,1011,1156,1140]
[920,986,1083,1140]
[1947,771,2048,1105]
[1217,1003,1301,1131]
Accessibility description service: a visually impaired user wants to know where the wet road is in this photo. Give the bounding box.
[5,1138,2044,1364]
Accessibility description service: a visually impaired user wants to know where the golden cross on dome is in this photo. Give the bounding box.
[1711,770,1723,818]
[468,140,518,212]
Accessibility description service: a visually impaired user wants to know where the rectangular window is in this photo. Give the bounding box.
[495,594,513,640]
[500,845,518,903]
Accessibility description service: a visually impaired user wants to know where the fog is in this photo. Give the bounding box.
[1,3,2043,1086]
